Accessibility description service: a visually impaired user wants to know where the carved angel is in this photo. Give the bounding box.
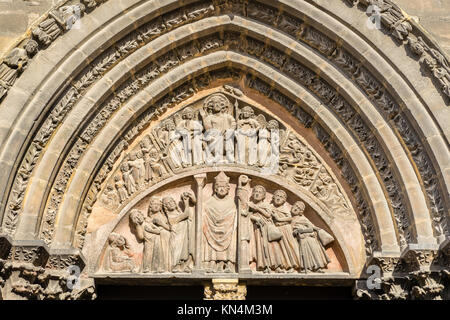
[158,119,188,169]
[114,175,128,203]
[120,162,136,195]
[175,107,204,166]
[257,116,283,170]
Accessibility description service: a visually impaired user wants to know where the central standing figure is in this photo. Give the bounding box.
[200,93,236,164]
[202,171,237,273]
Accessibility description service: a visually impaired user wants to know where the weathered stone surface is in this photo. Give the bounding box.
[0,0,448,299]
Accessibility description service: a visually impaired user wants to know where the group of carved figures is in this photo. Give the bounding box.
[149,93,283,170]
[105,192,196,273]
[104,172,334,274]
[243,184,334,273]
[101,93,349,220]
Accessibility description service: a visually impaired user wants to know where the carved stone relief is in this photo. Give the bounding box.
[89,90,351,276]
[2,1,444,261]
[98,171,341,275]
[0,0,447,300]
[92,91,353,228]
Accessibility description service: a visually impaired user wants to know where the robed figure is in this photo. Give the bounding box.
[248,185,286,273]
[291,201,333,272]
[271,190,300,272]
[104,233,136,273]
[200,94,236,164]
[162,192,196,272]
[202,172,237,273]
[129,198,171,273]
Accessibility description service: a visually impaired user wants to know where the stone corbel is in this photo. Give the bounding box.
[204,279,247,300]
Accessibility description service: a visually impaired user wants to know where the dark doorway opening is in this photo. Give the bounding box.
[96,285,352,300]
[247,286,353,300]
[96,285,205,300]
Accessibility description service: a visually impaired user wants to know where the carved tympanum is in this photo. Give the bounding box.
[100,171,337,275]
[92,90,348,275]
[96,91,352,222]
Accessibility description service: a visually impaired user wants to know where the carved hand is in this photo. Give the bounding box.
[182,191,196,204]
[144,224,160,234]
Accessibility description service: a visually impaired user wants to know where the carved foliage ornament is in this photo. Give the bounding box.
[96,92,352,223]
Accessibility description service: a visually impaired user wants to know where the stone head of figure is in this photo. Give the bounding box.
[120,162,129,172]
[24,40,38,57]
[162,196,177,212]
[108,233,127,249]
[164,119,176,131]
[149,148,158,158]
[129,151,137,161]
[251,185,267,202]
[204,93,230,114]
[182,107,195,120]
[136,150,143,159]
[4,47,29,69]
[272,190,287,207]
[291,201,306,216]
[267,120,279,131]
[213,171,230,198]
[240,106,254,119]
[322,175,332,184]
[148,197,162,214]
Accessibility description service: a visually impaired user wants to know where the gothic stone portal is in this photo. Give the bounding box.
[86,88,359,278]
[97,171,344,275]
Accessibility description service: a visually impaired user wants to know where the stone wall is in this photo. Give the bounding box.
[0,0,449,58]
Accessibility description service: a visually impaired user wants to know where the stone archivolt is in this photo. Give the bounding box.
[77,75,377,258]
[0,0,448,299]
